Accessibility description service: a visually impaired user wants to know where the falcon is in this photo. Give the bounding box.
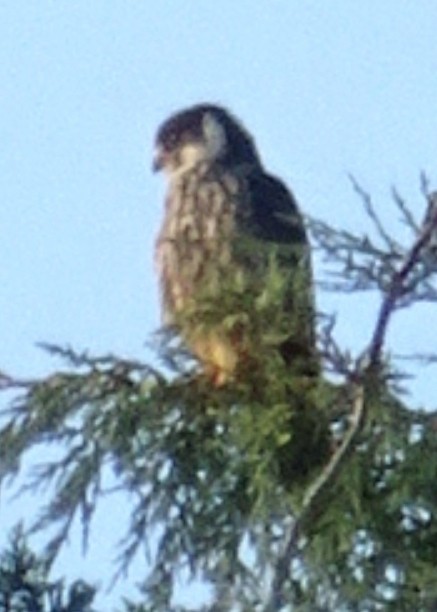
[153,103,317,385]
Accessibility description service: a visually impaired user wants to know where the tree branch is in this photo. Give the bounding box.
[369,191,437,362]
[267,190,437,611]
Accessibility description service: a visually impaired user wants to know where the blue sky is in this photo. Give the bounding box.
[1,2,437,608]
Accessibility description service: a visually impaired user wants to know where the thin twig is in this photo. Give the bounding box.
[369,195,437,363]
[392,187,420,235]
[349,175,399,252]
[0,371,35,391]
[393,352,437,365]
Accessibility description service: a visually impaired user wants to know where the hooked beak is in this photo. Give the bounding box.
[152,146,166,173]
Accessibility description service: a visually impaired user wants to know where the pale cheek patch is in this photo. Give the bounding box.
[202,113,227,161]
[180,143,206,167]
[168,143,207,179]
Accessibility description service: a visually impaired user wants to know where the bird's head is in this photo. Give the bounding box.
[153,104,261,178]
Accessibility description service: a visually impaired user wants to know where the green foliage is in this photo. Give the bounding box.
[1,185,437,610]
[0,343,330,609]
[300,390,437,610]
[173,239,318,381]
[0,526,96,612]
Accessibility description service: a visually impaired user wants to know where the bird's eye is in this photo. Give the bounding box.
[165,131,178,150]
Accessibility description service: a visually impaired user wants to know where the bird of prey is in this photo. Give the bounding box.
[153,103,317,385]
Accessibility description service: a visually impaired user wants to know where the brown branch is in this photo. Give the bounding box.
[369,192,437,363]
[268,385,364,610]
[349,175,400,252]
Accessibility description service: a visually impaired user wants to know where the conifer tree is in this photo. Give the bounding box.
[0,527,96,612]
[1,184,437,611]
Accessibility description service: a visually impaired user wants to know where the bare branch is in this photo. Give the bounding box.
[349,175,402,253]
[392,187,421,235]
[393,352,437,366]
[368,192,437,363]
